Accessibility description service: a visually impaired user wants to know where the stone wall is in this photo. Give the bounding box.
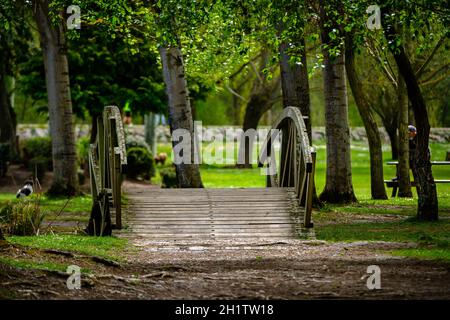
[16,124,450,144]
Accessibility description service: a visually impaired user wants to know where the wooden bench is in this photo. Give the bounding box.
[385,161,450,197]
[384,179,450,197]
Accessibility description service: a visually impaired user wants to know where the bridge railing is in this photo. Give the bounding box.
[88,106,127,236]
[258,107,316,228]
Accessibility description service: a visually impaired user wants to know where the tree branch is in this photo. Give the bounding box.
[415,36,446,79]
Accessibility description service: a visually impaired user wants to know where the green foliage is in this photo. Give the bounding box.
[160,166,177,188]
[125,134,151,152]
[126,147,155,180]
[0,199,46,236]
[77,137,90,168]
[21,137,52,171]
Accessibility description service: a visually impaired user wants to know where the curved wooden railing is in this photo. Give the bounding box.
[258,107,316,228]
[87,106,127,236]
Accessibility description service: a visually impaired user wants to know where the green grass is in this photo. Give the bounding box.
[315,218,450,244]
[0,256,90,273]
[0,194,92,213]
[6,235,127,260]
[391,248,450,262]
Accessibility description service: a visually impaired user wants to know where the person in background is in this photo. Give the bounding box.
[408,125,417,167]
[408,125,431,168]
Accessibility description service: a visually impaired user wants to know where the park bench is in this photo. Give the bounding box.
[384,161,450,197]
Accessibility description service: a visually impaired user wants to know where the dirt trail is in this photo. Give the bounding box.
[1,239,449,299]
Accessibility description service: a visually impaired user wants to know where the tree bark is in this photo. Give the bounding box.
[279,39,322,206]
[384,25,438,220]
[159,46,203,188]
[144,113,157,156]
[385,123,399,160]
[345,34,387,200]
[0,67,18,158]
[238,79,279,168]
[318,1,357,203]
[33,0,79,195]
[238,50,280,168]
[397,75,413,197]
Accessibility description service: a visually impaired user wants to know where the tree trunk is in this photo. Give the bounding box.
[33,0,79,196]
[144,113,157,156]
[385,123,399,160]
[279,40,312,139]
[345,34,387,200]
[159,46,203,188]
[279,39,322,206]
[397,75,413,197]
[0,68,18,159]
[90,115,98,144]
[318,1,357,203]
[384,25,438,220]
[238,82,279,168]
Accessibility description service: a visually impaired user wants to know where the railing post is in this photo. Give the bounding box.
[304,150,316,228]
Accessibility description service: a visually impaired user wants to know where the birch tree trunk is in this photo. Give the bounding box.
[345,34,387,199]
[159,46,203,188]
[33,0,79,195]
[318,1,357,203]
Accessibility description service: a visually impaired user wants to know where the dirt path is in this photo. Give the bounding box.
[1,239,449,299]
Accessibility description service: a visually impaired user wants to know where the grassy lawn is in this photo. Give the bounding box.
[0,193,92,214]
[6,235,127,261]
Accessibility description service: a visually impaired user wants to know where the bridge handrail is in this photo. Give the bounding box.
[88,105,127,235]
[258,106,316,228]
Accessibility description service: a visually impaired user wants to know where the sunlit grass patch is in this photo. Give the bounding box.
[6,234,127,260]
[391,248,450,263]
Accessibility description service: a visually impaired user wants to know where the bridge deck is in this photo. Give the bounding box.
[124,188,304,240]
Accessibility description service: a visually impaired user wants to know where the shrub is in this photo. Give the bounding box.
[21,137,52,170]
[77,136,91,169]
[125,134,152,153]
[126,147,155,180]
[0,143,10,177]
[160,167,177,188]
[0,199,46,236]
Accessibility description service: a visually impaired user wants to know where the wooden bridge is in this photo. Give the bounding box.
[87,106,316,240]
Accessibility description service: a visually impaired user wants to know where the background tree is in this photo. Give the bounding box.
[380,0,449,220]
[0,0,32,159]
[317,0,357,203]
[32,0,78,195]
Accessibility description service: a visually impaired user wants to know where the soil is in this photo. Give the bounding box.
[0,238,449,300]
